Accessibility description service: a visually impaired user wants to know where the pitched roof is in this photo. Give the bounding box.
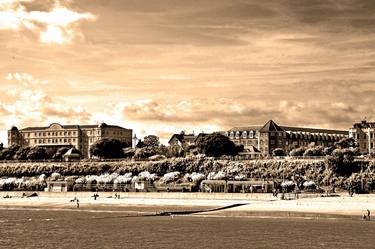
[63,147,82,156]
[280,126,348,135]
[228,126,262,132]
[259,120,284,132]
[20,123,130,131]
[168,134,197,144]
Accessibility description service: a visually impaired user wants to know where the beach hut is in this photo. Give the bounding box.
[63,147,82,161]
[46,181,68,192]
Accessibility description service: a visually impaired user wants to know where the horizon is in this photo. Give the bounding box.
[1,0,374,146]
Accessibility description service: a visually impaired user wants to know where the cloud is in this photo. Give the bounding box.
[6,72,48,87]
[1,73,92,129]
[110,98,374,132]
[0,0,96,44]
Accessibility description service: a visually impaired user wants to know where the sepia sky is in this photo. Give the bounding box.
[0,0,375,144]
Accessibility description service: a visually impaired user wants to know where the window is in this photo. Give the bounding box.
[68,131,71,136]
[270,140,275,145]
[64,139,67,143]
[249,131,254,138]
[242,131,247,138]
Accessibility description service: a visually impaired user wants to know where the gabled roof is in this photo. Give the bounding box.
[64,147,82,156]
[259,120,284,132]
[168,134,197,144]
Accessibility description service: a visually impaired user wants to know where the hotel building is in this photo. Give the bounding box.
[349,120,375,155]
[8,123,133,158]
[227,120,348,156]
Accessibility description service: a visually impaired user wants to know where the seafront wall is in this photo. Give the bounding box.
[0,191,324,200]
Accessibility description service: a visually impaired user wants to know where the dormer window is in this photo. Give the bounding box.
[242,131,247,138]
[250,131,254,138]
[230,131,234,137]
[235,131,240,138]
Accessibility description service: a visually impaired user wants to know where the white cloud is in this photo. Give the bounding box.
[0,73,92,133]
[0,0,96,44]
[6,72,48,87]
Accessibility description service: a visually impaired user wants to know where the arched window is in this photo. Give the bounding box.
[235,131,240,138]
[242,131,247,138]
[230,131,234,137]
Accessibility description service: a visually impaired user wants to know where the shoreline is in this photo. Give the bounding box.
[0,192,374,220]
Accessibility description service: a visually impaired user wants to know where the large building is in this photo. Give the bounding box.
[227,120,348,156]
[349,120,375,155]
[8,123,132,158]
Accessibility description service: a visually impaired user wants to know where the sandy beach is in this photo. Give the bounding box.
[0,192,374,219]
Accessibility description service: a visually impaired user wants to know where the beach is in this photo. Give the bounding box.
[1,192,375,248]
[0,192,375,218]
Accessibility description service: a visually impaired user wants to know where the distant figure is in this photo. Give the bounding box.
[114,193,118,199]
[367,209,371,220]
[93,193,99,200]
[76,199,80,208]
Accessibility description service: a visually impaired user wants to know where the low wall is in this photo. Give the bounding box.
[0,191,275,200]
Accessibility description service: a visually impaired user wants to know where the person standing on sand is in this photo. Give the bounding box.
[367,209,371,220]
[76,199,80,208]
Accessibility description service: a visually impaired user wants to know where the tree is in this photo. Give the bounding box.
[327,148,358,176]
[90,138,128,159]
[289,147,306,156]
[0,145,20,160]
[14,146,32,160]
[272,148,285,156]
[143,135,160,147]
[52,147,71,159]
[303,146,325,157]
[26,147,48,160]
[196,132,237,157]
[135,140,145,148]
[334,137,357,149]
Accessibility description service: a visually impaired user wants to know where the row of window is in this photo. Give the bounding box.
[34,138,77,144]
[24,131,77,137]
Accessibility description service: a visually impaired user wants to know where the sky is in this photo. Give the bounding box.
[0,0,374,145]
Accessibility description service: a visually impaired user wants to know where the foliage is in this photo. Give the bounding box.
[0,145,20,160]
[289,147,306,157]
[135,140,145,148]
[160,171,180,183]
[303,146,325,157]
[143,135,160,148]
[334,137,357,149]
[327,148,359,176]
[90,139,127,159]
[196,132,238,157]
[272,148,285,156]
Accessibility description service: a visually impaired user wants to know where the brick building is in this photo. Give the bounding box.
[8,123,132,158]
[349,120,375,155]
[227,120,348,156]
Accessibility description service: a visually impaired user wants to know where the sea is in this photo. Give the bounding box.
[0,209,374,249]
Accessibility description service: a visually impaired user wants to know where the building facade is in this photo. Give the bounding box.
[349,120,375,155]
[227,120,348,156]
[8,123,132,158]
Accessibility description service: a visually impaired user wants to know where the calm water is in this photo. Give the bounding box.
[0,209,374,249]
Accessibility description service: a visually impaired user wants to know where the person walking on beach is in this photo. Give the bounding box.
[76,199,80,208]
[367,209,371,220]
